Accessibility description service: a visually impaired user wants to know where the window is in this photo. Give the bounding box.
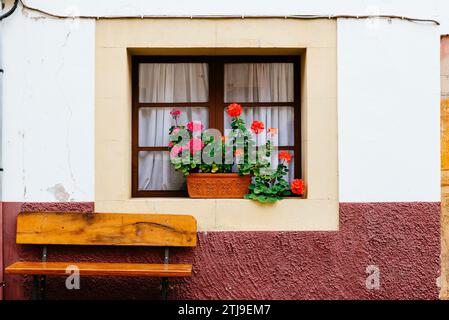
[132,56,300,197]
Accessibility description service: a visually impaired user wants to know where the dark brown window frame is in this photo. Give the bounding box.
[132,55,301,198]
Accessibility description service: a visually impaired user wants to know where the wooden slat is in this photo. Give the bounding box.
[5,262,192,277]
[16,212,197,247]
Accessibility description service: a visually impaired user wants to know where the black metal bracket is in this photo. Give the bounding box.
[161,247,169,300]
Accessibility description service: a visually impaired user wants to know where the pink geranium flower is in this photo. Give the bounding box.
[186,121,204,132]
[169,145,182,158]
[188,137,204,154]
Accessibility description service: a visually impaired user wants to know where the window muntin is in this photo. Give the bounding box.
[132,56,300,197]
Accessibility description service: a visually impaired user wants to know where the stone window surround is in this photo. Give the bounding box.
[95,18,338,231]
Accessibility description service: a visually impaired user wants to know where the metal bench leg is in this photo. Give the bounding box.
[31,246,48,300]
[161,247,169,300]
[40,275,47,300]
[31,275,46,300]
[32,275,40,300]
[161,277,168,300]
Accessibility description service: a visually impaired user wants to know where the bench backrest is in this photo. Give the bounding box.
[16,212,197,247]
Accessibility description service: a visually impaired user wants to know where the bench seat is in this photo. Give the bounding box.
[5,261,192,277]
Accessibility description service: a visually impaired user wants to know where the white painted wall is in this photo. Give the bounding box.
[338,19,441,202]
[0,0,446,202]
[1,4,95,202]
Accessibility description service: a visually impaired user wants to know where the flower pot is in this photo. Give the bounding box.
[186,173,252,199]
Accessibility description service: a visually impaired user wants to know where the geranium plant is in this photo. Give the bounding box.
[167,104,306,202]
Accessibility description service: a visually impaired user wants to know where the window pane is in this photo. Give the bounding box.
[139,63,209,103]
[138,151,186,191]
[224,63,294,103]
[224,106,294,146]
[139,107,208,147]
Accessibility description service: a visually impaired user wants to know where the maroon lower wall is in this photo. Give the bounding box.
[1,201,440,300]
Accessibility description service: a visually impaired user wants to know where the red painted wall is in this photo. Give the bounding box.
[1,202,440,300]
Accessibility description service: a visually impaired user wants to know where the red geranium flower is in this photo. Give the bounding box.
[267,127,278,135]
[251,120,264,134]
[234,149,244,157]
[291,179,305,195]
[226,103,243,117]
[278,151,292,163]
[170,109,181,118]
[186,121,204,132]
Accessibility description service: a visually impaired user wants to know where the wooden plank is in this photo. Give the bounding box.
[5,262,192,277]
[16,212,197,247]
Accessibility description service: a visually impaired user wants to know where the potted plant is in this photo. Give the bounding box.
[168,104,306,201]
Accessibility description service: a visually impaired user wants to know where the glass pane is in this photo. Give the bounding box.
[224,106,294,146]
[139,107,208,147]
[139,63,209,103]
[138,151,186,191]
[224,63,294,103]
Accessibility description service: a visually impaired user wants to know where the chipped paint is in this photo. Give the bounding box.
[47,184,70,202]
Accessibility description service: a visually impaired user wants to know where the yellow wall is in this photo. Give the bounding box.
[441,35,449,299]
[95,19,339,231]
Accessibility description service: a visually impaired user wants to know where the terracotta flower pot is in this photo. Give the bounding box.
[186,173,252,199]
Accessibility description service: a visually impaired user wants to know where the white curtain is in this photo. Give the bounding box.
[139,63,208,103]
[138,63,208,191]
[224,63,295,182]
[139,107,208,147]
[139,151,186,190]
[224,63,294,102]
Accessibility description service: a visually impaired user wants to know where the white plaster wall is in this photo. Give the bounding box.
[338,19,441,202]
[1,0,447,202]
[1,5,95,202]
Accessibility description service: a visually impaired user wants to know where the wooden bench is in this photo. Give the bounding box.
[5,212,197,300]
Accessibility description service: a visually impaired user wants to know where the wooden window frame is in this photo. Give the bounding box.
[132,55,301,198]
